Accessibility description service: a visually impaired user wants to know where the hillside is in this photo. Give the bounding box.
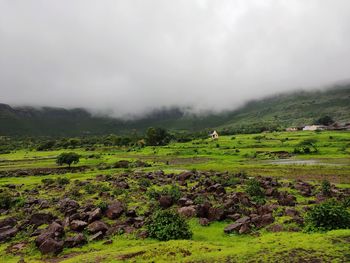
[0,84,350,136]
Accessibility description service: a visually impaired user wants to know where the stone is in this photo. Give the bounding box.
[70,220,88,231]
[87,221,108,234]
[29,213,54,227]
[158,195,173,209]
[178,206,196,218]
[38,238,64,254]
[199,218,210,226]
[105,201,124,219]
[89,231,104,241]
[178,171,193,181]
[64,233,86,248]
[87,208,102,222]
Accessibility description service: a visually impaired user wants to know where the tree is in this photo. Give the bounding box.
[314,115,334,126]
[56,152,80,167]
[145,127,171,146]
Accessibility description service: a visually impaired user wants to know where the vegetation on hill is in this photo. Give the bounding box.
[0,84,349,136]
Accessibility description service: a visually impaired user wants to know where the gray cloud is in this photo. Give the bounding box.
[1,0,350,117]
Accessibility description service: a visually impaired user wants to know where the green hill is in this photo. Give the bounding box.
[0,84,349,136]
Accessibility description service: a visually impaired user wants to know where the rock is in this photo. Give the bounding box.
[70,220,88,231]
[89,231,104,241]
[0,217,17,229]
[103,240,113,245]
[35,222,64,246]
[196,202,211,218]
[285,208,299,217]
[239,223,250,234]
[294,180,313,197]
[224,222,242,233]
[105,201,124,219]
[226,213,240,221]
[254,214,274,228]
[178,206,196,218]
[236,216,250,225]
[159,195,173,209]
[87,221,108,234]
[137,230,148,239]
[0,227,18,242]
[29,213,54,227]
[59,198,80,216]
[278,192,296,206]
[64,233,86,248]
[38,238,64,254]
[208,207,225,221]
[178,171,193,181]
[87,208,102,222]
[199,218,210,226]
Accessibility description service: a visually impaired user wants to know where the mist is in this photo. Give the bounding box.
[1,0,350,118]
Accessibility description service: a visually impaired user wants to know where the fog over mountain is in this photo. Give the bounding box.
[1,0,350,118]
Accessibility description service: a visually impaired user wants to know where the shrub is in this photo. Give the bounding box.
[305,200,350,231]
[0,191,14,209]
[245,178,265,204]
[147,209,192,241]
[161,185,182,202]
[139,178,151,188]
[97,201,108,212]
[57,177,70,186]
[321,180,331,196]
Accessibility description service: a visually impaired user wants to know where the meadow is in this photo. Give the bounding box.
[0,130,349,262]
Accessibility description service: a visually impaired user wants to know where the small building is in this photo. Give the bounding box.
[210,130,219,139]
[286,127,298,132]
[302,125,326,131]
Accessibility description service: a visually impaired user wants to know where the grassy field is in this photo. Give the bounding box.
[0,130,349,262]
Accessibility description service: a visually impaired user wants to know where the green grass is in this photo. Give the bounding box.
[0,130,349,262]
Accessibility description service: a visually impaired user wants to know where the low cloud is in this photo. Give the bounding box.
[1,0,350,117]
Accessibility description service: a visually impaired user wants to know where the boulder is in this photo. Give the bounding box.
[29,213,54,227]
[38,238,64,255]
[59,198,80,216]
[0,227,18,242]
[105,201,124,219]
[70,220,88,231]
[207,207,225,221]
[64,233,86,248]
[87,208,102,223]
[158,195,173,209]
[278,192,296,206]
[178,206,196,218]
[178,171,193,181]
[196,202,211,218]
[87,221,108,234]
[89,231,104,241]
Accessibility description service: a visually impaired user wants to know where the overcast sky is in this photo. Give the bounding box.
[1,0,350,117]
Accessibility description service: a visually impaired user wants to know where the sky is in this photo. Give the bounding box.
[1,0,350,118]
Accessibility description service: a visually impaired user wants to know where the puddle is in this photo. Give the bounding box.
[266,159,350,166]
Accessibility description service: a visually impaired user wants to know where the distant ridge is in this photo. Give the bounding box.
[1,84,350,136]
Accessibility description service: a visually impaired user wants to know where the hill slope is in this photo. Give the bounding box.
[0,84,349,136]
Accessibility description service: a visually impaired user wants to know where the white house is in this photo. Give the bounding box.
[210,130,219,139]
[302,125,325,131]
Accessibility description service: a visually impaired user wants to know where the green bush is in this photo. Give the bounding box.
[161,185,182,202]
[305,200,350,231]
[57,177,70,186]
[245,178,265,204]
[147,209,192,241]
[321,180,331,196]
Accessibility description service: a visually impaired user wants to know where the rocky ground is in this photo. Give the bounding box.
[0,169,349,259]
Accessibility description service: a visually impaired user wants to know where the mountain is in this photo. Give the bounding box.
[1,84,350,136]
